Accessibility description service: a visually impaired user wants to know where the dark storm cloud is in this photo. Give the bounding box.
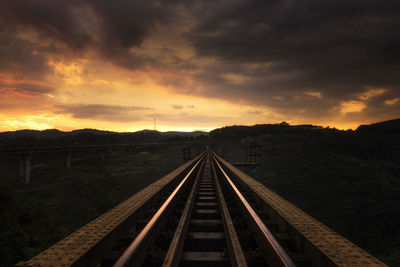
[0,30,51,79]
[55,104,152,122]
[184,0,400,119]
[0,1,92,51]
[86,0,170,52]
[1,0,399,124]
[0,1,179,55]
[0,0,182,72]
[356,89,400,120]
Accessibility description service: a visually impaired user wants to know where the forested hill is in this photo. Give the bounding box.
[209,122,325,140]
[209,119,400,140]
[210,119,400,265]
[0,129,208,149]
[357,118,400,134]
[1,118,399,149]
[209,119,400,164]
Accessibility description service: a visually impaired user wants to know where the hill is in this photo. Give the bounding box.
[0,129,208,149]
[357,118,400,134]
[208,119,400,265]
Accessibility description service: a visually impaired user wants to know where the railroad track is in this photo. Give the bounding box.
[110,152,297,266]
[18,151,386,267]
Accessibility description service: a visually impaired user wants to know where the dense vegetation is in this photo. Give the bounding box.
[210,119,400,266]
[1,119,399,266]
[0,147,185,266]
[0,129,207,149]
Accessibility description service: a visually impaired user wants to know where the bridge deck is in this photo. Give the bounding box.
[18,152,386,266]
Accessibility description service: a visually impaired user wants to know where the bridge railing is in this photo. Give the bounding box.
[17,152,387,267]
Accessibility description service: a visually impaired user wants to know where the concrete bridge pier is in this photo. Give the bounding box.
[182,146,191,161]
[19,156,25,177]
[19,153,31,184]
[96,149,108,161]
[66,150,72,168]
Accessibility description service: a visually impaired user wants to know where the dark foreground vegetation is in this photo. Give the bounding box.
[0,129,207,149]
[211,119,400,266]
[0,146,187,266]
[0,119,399,266]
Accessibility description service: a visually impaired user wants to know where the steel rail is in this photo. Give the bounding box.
[113,153,205,267]
[162,153,206,266]
[211,156,248,267]
[212,154,296,267]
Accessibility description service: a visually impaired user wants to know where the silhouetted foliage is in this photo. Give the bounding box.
[1,119,399,265]
[357,118,400,134]
[210,119,400,265]
[0,129,209,149]
[0,147,185,266]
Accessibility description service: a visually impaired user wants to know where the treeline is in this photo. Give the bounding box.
[210,119,400,265]
[209,120,400,162]
[0,129,208,149]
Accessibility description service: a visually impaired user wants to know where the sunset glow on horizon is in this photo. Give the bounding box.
[1,1,399,132]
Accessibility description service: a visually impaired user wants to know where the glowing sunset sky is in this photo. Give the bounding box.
[1,0,399,132]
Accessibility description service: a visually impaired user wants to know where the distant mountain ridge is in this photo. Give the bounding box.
[1,118,399,149]
[357,119,400,134]
[0,129,208,138]
[209,119,400,140]
[0,129,209,149]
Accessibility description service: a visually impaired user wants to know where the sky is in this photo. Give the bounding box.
[0,0,399,132]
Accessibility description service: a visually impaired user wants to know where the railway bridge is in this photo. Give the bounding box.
[17,151,386,266]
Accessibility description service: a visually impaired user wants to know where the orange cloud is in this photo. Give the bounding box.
[340,100,366,114]
[385,98,399,106]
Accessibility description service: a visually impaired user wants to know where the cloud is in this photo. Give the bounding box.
[54,104,153,122]
[173,0,400,122]
[12,83,54,94]
[0,0,182,69]
[158,112,231,126]
[0,1,91,51]
[0,30,51,79]
[1,0,399,129]
[172,104,183,109]
[0,82,54,95]
[0,86,55,115]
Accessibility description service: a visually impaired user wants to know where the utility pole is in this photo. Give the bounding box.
[153,117,156,131]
